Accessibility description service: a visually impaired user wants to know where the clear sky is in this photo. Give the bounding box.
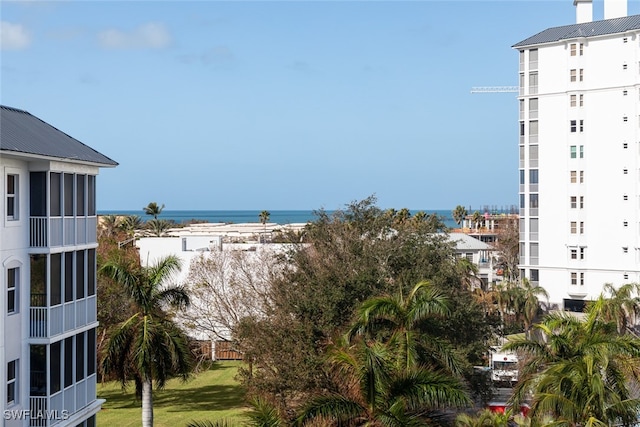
[2,0,634,211]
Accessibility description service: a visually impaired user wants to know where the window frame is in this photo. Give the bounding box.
[7,359,17,405]
[7,267,18,314]
[6,173,18,221]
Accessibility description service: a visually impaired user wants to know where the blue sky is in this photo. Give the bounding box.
[2,0,634,211]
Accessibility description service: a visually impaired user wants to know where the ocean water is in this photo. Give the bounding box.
[98,209,459,228]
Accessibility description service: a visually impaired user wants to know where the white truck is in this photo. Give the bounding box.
[490,347,518,385]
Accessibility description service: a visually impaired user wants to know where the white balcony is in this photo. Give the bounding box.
[30,216,97,248]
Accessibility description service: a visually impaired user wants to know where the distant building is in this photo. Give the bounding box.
[0,106,117,426]
[515,0,640,310]
[447,233,498,288]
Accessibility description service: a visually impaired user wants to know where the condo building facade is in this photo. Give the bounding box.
[0,106,117,426]
[516,0,640,310]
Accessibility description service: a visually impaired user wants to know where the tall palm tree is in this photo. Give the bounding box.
[145,218,172,237]
[297,337,470,426]
[347,281,463,375]
[452,205,468,227]
[143,202,165,219]
[471,211,483,231]
[590,282,640,334]
[100,255,193,427]
[508,279,549,335]
[504,309,640,426]
[119,215,144,237]
[259,210,270,243]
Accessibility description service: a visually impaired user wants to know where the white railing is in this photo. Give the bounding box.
[30,396,48,427]
[30,217,48,247]
[30,307,48,338]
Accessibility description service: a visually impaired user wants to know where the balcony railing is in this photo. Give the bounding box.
[29,296,96,338]
[30,217,97,248]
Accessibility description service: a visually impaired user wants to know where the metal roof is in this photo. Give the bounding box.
[446,233,492,251]
[513,14,640,48]
[0,105,118,166]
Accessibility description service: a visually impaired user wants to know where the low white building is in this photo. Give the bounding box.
[447,233,498,288]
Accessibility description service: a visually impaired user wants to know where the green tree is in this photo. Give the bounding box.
[259,210,270,243]
[347,280,463,375]
[297,337,470,426]
[145,218,173,237]
[100,255,193,427]
[452,205,468,227]
[504,308,640,426]
[119,215,144,238]
[143,202,165,219]
[589,282,640,334]
[509,279,549,335]
[471,211,483,231]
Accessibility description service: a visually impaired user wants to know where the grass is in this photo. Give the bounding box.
[97,361,249,427]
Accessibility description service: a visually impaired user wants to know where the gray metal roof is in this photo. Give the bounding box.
[513,14,640,48]
[446,233,492,251]
[0,105,118,166]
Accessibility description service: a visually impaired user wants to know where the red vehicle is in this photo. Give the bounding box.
[487,402,530,417]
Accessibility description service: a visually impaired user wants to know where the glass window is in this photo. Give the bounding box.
[51,341,61,394]
[519,170,525,185]
[570,43,576,56]
[571,272,577,285]
[570,94,576,107]
[570,196,577,209]
[51,253,62,306]
[570,69,577,82]
[65,252,73,303]
[529,194,539,208]
[87,328,96,376]
[571,221,577,234]
[76,332,85,381]
[579,145,584,158]
[579,69,584,81]
[76,250,85,300]
[64,174,74,217]
[7,268,17,314]
[570,170,577,183]
[64,337,73,387]
[30,345,46,396]
[530,269,539,282]
[570,146,577,158]
[580,247,585,260]
[7,360,16,404]
[580,221,585,234]
[580,196,584,209]
[529,169,539,184]
[50,173,61,217]
[76,175,85,217]
[570,120,577,132]
[6,174,18,220]
[579,94,584,106]
[570,248,577,259]
[88,249,96,296]
[580,171,584,183]
[88,176,96,216]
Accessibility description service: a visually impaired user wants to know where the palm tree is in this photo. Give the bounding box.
[394,208,411,226]
[145,218,172,237]
[100,255,193,427]
[99,214,120,238]
[452,205,468,227]
[347,280,463,375]
[259,210,270,243]
[589,282,640,334]
[504,309,640,426]
[119,215,144,237]
[471,211,483,231]
[143,202,165,219]
[297,337,470,426]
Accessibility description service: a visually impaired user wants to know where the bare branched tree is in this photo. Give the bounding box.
[178,247,281,341]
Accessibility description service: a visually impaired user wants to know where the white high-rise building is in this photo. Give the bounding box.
[515,0,640,311]
[0,106,117,426]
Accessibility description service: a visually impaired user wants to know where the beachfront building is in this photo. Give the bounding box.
[515,0,640,310]
[0,105,117,426]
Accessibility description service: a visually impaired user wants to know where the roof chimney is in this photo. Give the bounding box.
[574,0,593,23]
[604,0,627,19]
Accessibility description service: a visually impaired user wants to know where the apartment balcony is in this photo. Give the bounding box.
[29,217,97,248]
[29,374,96,427]
[29,294,97,338]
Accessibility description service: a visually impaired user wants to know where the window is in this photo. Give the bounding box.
[88,249,96,296]
[519,170,525,185]
[570,120,577,132]
[571,272,578,285]
[571,221,577,234]
[624,89,628,96]
[579,43,584,55]
[529,194,539,209]
[529,72,538,93]
[624,116,629,122]
[570,94,577,107]
[530,169,539,184]
[76,332,85,381]
[580,171,584,183]
[624,194,629,200]
[624,143,629,149]
[624,273,629,280]
[570,170,577,183]
[50,341,61,394]
[51,253,62,306]
[7,360,16,404]
[64,337,73,388]
[579,69,584,81]
[570,69,577,82]
[529,98,538,116]
[580,221,585,234]
[76,250,85,300]
[580,272,585,286]
[6,174,17,220]
[7,267,17,314]
[579,94,584,106]
[580,145,584,158]
[530,269,539,282]
[64,173,74,217]
[624,168,629,174]
[580,196,584,209]
[76,175,85,217]
[570,43,577,56]
[65,252,73,303]
[570,196,577,209]
[570,248,577,259]
[87,328,96,376]
[580,247,586,260]
[529,49,538,68]
[579,120,584,132]
[624,247,629,253]
[624,221,629,227]
[624,37,628,43]
[571,146,577,158]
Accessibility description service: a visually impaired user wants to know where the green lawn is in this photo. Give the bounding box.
[97,361,249,427]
